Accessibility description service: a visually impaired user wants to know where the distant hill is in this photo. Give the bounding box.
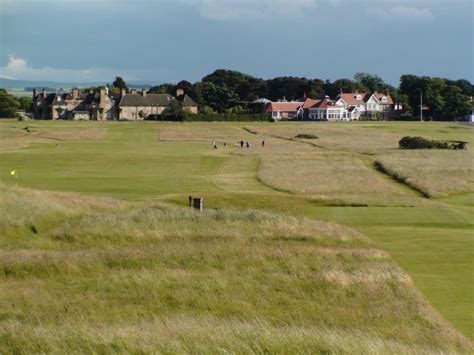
[0,77,156,90]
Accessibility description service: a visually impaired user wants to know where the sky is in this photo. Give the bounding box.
[0,0,472,85]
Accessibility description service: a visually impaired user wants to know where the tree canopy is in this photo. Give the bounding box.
[71,70,473,120]
[400,75,472,119]
[112,76,128,92]
[0,89,20,118]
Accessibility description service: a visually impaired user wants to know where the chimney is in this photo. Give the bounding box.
[176,88,184,97]
[121,88,126,97]
[142,89,147,97]
[283,96,286,101]
[89,89,93,94]
[131,89,137,94]
[33,88,37,99]
[99,87,106,105]
[42,88,46,97]
[72,88,79,99]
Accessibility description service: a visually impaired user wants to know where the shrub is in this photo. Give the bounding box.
[399,136,467,150]
[295,133,318,139]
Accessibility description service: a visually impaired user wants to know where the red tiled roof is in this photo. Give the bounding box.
[302,98,322,109]
[266,102,303,112]
[337,93,368,106]
[308,99,343,109]
[374,92,394,105]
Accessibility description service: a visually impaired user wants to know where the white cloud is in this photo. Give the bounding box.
[180,0,318,21]
[366,5,434,21]
[0,55,116,82]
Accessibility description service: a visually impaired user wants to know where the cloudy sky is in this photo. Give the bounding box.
[0,0,472,85]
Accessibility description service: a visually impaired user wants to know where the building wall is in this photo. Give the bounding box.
[119,106,167,120]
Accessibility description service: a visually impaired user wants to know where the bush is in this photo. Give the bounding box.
[399,136,467,150]
[295,134,318,139]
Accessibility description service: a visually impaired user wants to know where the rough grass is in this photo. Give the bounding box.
[1,185,472,353]
[376,150,474,197]
[250,122,404,155]
[0,124,106,151]
[257,152,428,206]
[1,120,473,341]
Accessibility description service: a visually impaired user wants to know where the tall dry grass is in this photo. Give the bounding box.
[256,152,428,206]
[0,184,472,353]
[376,150,474,197]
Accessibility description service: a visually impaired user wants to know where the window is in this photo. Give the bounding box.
[272,111,279,118]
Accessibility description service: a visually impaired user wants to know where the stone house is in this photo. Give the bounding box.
[118,90,173,120]
[32,87,117,120]
[32,87,198,120]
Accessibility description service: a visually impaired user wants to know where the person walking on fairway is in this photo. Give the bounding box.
[212,140,217,149]
[240,140,244,148]
[262,140,265,147]
[246,141,250,148]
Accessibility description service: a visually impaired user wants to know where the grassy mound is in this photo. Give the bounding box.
[0,184,471,353]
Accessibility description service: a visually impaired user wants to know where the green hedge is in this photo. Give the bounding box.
[399,136,467,150]
[145,113,272,122]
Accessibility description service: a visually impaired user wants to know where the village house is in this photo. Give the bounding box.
[32,87,117,120]
[32,87,198,120]
[265,101,304,121]
[118,88,197,120]
[265,91,396,122]
[303,97,360,121]
[335,91,394,119]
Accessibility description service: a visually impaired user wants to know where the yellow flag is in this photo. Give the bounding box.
[10,170,16,176]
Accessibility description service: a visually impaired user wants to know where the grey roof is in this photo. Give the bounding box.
[178,94,197,107]
[119,93,173,107]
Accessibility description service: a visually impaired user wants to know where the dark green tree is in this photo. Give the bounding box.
[0,89,20,118]
[112,76,128,92]
[168,99,184,116]
[442,85,471,120]
[354,73,387,92]
[202,69,256,92]
[201,82,239,112]
[148,83,175,95]
[18,96,32,111]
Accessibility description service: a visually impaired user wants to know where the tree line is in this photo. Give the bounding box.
[0,71,472,120]
[145,70,473,119]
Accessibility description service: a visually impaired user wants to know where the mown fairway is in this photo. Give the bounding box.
[0,120,473,350]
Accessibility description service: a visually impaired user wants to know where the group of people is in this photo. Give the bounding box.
[211,140,265,150]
